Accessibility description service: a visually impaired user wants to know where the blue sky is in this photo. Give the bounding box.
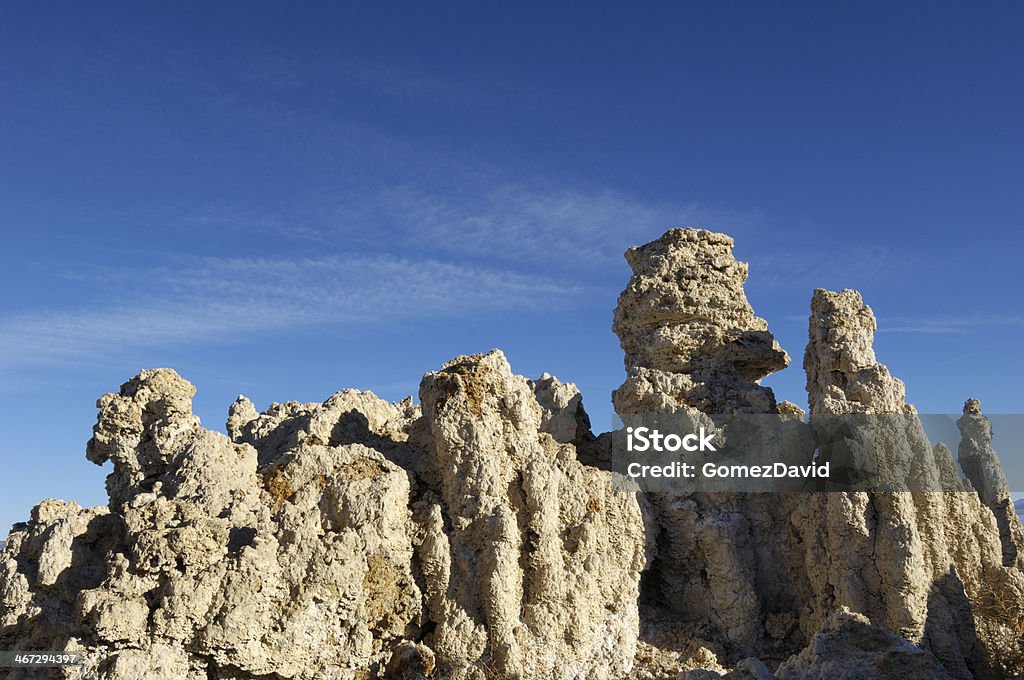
[2,2,1023,535]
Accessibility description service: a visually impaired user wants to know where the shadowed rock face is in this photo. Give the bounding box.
[958,399,1024,570]
[2,227,1023,680]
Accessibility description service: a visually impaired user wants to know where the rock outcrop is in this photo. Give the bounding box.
[798,288,1024,680]
[803,289,913,416]
[612,229,801,663]
[773,608,956,680]
[958,399,1024,570]
[611,229,1024,678]
[4,370,427,679]
[612,228,789,416]
[2,227,1022,679]
[1,354,645,680]
[417,351,645,679]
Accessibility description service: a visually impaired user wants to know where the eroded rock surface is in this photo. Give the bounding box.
[611,229,801,662]
[4,369,427,679]
[803,289,912,416]
[611,229,1024,679]
[958,399,1024,570]
[774,608,955,680]
[612,228,789,416]
[2,227,1023,680]
[798,288,1024,680]
[1,354,644,680]
[418,351,645,679]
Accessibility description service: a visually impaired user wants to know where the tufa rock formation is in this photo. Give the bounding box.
[612,232,1024,679]
[2,227,1023,679]
[612,229,798,663]
[958,399,1024,571]
[416,352,646,678]
[612,228,789,416]
[1,354,644,680]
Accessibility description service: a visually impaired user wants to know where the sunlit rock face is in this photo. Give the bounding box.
[613,228,789,416]
[2,227,1023,679]
[612,228,1024,678]
[800,287,1024,680]
[611,228,798,660]
[418,350,646,679]
[4,368,427,679]
[0,354,645,680]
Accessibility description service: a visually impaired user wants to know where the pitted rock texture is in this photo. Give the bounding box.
[4,370,426,679]
[804,288,944,492]
[612,229,809,661]
[773,608,956,680]
[612,228,789,416]
[804,289,914,417]
[958,399,1024,570]
[611,229,1024,678]
[529,372,593,446]
[1,354,644,680]
[799,288,1024,680]
[959,399,1011,507]
[3,227,1024,680]
[418,351,646,679]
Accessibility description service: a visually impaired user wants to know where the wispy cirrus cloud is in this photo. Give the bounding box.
[10,177,741,376]
[205,183,760,271]
[877,314,1024,334]
[372,185,700,266]
[747,246,913,289]
[780,312,1024,334]
[0,255,582,372]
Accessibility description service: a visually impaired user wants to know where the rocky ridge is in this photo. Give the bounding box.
[2,228,1022,679]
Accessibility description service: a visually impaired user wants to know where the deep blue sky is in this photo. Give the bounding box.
[2,2,1022,534]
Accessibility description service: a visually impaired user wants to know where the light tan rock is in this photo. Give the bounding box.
[613,228,789,416]
[529,372,591,444]
[418,350,646,679]
[1,354,646,680]
[613,230,1024,678]
[797,289,1024,677]
[2,369,427,679]
[612,229,805,663]
[774,608,954,680]
[803,289,911,416]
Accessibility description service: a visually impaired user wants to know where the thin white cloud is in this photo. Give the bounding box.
[170,183,756,273]
[0,255,582,372]
[325,184,759,270]
[747,246,910,289]
[16,179,744,375]
[779,312,1023,335]
[878,315,1024,334]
